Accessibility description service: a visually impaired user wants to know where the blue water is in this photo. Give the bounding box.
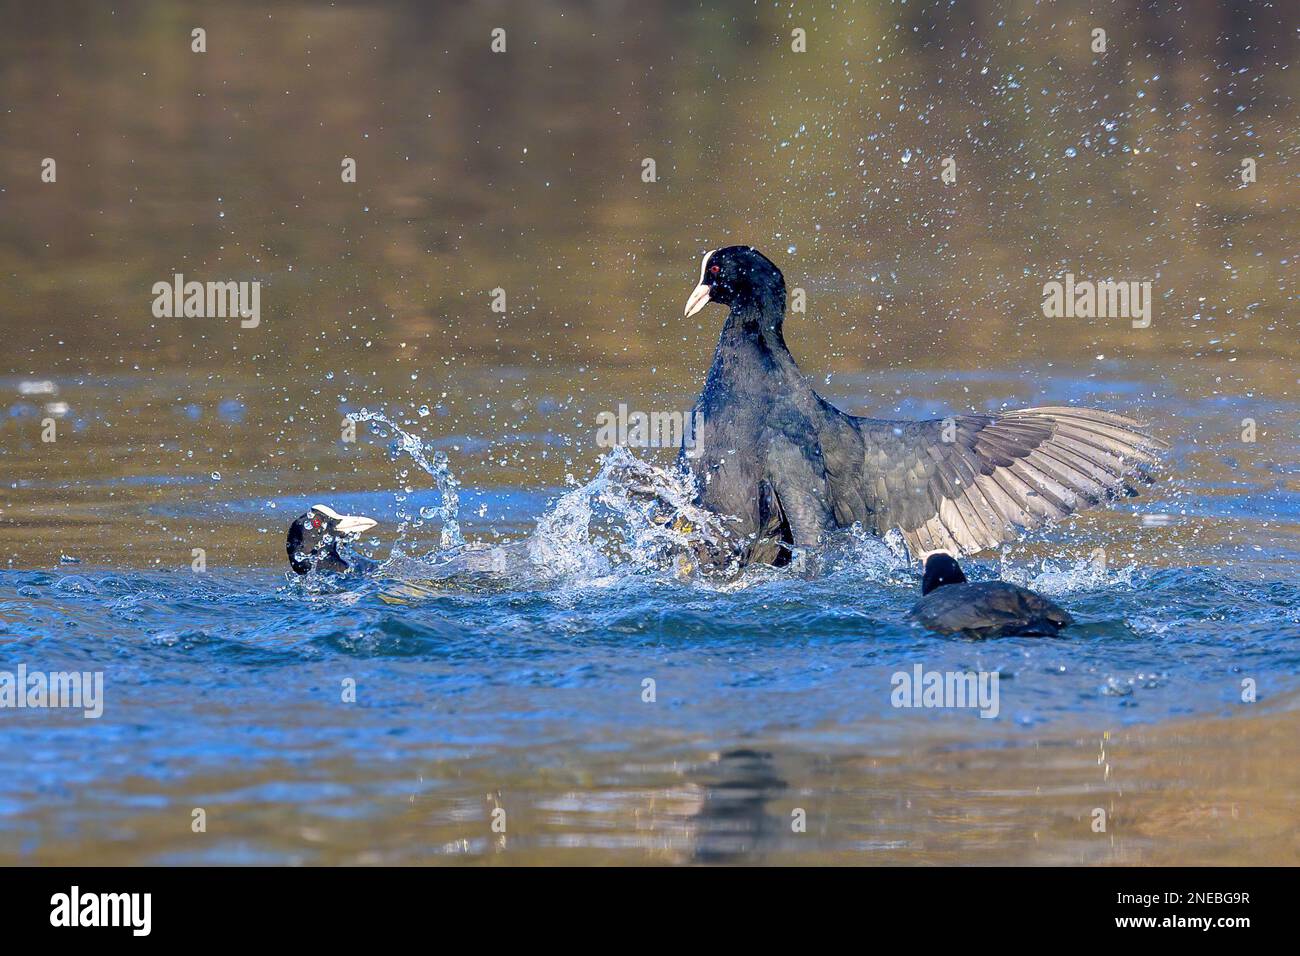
[5,541,1298,761]
[3,391,1299,863]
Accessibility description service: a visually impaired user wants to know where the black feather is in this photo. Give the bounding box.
[911,555,1074,638]
[678,248,1166,563]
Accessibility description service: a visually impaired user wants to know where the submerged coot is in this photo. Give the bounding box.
[909,553,1074,638]
[286,505,378,575]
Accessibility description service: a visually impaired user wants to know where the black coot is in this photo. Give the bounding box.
[286,504,378,575]
[909,553,1074,638]
[680,246,1164,565]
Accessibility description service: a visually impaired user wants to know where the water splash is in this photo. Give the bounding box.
[326,419,1124,600]
[1000,551,1138,595]
[350,408,463,552]
[529,445,739,583]
[332,415,928,593]
[329,414,744,589]
[819,523,913,584]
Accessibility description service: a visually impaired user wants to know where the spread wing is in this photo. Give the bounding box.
[854,406,1166,558]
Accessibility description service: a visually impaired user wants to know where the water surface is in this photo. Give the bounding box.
[1,0,1297,864]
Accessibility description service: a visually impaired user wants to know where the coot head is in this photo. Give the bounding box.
[286,504,377,574]
[684,246,786,318]
[921,552,968,595]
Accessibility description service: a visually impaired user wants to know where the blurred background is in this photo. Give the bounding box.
[0,0,1295,567]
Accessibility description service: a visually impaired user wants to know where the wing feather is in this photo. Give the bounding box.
[860,406,1165,558]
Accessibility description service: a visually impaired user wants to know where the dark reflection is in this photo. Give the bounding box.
[691,747,788,863]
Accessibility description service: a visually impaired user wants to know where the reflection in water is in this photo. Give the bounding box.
[10,701,1299,865]
[691,749,789,864]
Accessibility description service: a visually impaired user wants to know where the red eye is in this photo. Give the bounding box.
[709,265,721,275]
[311,517,322,529]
